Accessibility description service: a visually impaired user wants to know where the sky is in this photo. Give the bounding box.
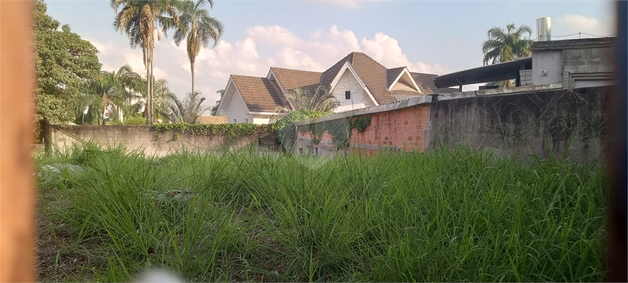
[46,0,616,105]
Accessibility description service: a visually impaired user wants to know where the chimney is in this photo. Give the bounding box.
[536,17,552,41]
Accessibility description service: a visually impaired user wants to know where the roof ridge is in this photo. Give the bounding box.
[231,74,266,79]
[388,66,407,71]
[410,71,438,76]
[270,66,322,74]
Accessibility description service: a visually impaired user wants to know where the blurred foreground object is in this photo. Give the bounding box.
[0,0,37,282]
[605,1,627,282]
[134,269,184,283]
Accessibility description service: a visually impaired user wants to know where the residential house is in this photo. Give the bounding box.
[215,52,457,124]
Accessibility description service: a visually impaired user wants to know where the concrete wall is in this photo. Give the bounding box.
[428,87,610,162]
[49,125,277,157]
[563,47,614,88]
[294,86,609,163]
[532,50,563,85]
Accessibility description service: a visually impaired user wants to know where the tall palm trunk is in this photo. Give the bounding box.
[190,60,195,95]
[145,53,152,125]
[149,54,154,125]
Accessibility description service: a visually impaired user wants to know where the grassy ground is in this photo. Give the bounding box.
[36,143,607,282]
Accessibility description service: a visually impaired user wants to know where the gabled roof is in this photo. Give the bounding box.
[231,75,289,112]
[411,72,459,94]
[225,52,448,114]
[322,52,399,105]
[387,67,406,87]
[270,67,322,94]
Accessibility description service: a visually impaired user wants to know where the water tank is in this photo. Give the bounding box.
[536,17,552,41]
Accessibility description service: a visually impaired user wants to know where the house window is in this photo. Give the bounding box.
[345,91,351,100]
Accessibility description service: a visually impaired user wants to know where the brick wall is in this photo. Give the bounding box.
[351,105,430,152]
[296,104,431,155]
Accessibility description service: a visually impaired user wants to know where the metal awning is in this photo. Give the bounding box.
[434,57,532,88]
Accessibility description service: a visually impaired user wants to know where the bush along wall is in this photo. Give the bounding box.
[272,110,333,151]
[153,123,273,141]
[299,116,371,149]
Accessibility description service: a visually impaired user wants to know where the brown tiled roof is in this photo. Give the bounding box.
[386,67,406,87]
[410,72,459,94]
[231,75,289,112]
[270,67,322,94]
[227,53,454,113]
[321,52,398,105]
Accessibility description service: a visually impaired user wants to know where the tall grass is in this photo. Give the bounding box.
[36,143,607,282]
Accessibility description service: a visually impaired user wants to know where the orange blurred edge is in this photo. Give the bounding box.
[0,0,37,282]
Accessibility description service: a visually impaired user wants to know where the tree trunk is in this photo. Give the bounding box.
[41,118,52,154]
[101,92,107,125]
[149,54,154,125]
[145,46,152,125]
[191,61,195,96]
[144,61,152,125]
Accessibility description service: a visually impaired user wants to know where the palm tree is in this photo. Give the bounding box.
[482,23,533,88]
[285,86,338,112]
[88,65,143,124]
[161,91,209,123]
[173,0,223,95]
[152,78,176,121]
[111,0,180,125]
[482,23,533,66]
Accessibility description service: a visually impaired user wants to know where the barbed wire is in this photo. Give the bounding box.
[536,32,616,41]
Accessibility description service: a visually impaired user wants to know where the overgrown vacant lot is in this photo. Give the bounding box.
[36,144,607,282]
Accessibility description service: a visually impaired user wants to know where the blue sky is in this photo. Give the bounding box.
[46,0,615,103]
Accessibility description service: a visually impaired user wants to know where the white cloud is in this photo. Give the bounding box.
[361,33,450,74]
[309,0,389,9]
[246,26,301,47]
[95,25,448,106]
[556,14,615,37]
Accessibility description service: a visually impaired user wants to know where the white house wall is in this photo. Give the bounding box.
[224,87,253,124]
[331,70,376,113]
[391,80,417,92]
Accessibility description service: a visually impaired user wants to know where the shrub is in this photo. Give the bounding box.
[272,110,332,150]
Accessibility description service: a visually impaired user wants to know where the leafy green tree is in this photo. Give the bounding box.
[161,91,209,123]
[285,86,338,112]
[112,0,180,125]
[35,0,101,124]
[173,0,223,95]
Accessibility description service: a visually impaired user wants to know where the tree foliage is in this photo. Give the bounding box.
[272,110,332,151]
[159,91,209,124]
[285,85,338,112]
[482,23,533,66]
[34,0,102,124]
[210,88,224,115]
[82,65,144,124]
[112,0,180,125]
[173,0,223,95]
